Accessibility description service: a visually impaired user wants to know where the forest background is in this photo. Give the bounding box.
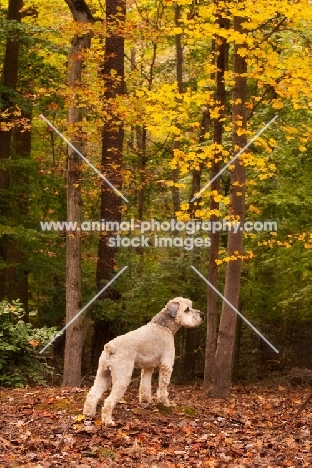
[1,0,312,396]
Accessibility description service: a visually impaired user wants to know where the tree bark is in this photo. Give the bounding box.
[203,15,229,391]
[130,50,148,222]
[137,39,155,221]
[92,0,125,369]
[0,0,30,310]
[0,0,23,302]
[209,16,247,398]
[63,0,93,386]
[189,108,210,212]
[171,4,183,217]
[137,126,147,221]
[5,112,32,311]
[182,327,201,380]
[64,0,93,21]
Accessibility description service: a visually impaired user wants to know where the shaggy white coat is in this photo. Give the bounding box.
[83,297,204,424]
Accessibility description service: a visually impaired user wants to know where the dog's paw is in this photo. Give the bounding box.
[156,397,171,406]
[139,395,152,405]
[138,402,150,409]
[102,417,116,426]
[101,408,115,425]
[83,407,96,418]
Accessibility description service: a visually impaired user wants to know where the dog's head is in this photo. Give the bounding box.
[166,297,204,328]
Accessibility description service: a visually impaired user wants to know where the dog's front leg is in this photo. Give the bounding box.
[157,363,173,406]
[139,368,154,404]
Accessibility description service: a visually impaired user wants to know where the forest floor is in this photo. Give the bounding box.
[0,381,311,467]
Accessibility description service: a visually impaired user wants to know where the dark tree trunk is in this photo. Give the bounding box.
[209,16,247,398]
[189,108,210,212]
[5,113,32,311]
[91,319,115,369]
[182,327,201,380]
[137,126,147,221]
[171,4,183,217]
[92,0,126,369]
[0,0,31,308]
[130,49,148,222]
[0,0,22,174]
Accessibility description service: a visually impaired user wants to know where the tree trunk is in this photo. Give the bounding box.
[171,4,183,216]
[181,107,209,380]
[91,319,115,369]
[92,0,125,369]
[209,16,247,398]
[232,314,242,382]
[137,125,147,221]
[130,50,148,222]
[182,327,201,380]
[203,15,229,391]
[63,0,93,386]
[0,0,23,301]
[189,108,210,212]
[137,38,155,221]
[5,112,32,311]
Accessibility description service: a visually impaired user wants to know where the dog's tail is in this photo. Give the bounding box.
[100,344,114,371]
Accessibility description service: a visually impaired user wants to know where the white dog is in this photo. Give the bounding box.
[83,297,204,424]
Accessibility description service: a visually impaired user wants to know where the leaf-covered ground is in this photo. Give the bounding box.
[0,382,311,467]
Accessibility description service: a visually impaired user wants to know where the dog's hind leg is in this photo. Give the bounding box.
[139,368,154,404]
[101,361,134,425]
[83,351,112,417]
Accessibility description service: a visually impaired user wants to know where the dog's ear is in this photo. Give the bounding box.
[167,301,179,317]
